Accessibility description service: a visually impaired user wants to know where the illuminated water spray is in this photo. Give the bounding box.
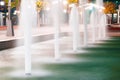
[51,0,63,60]
[19,0,36,75]
[69,5,80,51]
[100,14,107,38]
[90,10,97,43]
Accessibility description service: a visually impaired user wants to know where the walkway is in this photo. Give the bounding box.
[0,25,71,50]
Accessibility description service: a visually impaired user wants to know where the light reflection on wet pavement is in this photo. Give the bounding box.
[0,37,120,80]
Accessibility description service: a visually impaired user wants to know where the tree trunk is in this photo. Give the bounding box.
[111,13,114,24]
[6,0,14,36]
[6,18,14,36]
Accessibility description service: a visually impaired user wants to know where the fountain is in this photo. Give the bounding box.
[79,1,94,46]
[51,0,63,60]
[98,11,105,40]
[18,0,106,75]
[95,10,102,40]
[19,0,36,75]
[90,10,97,43]
[19,0,67,75]
[83,8,88,46]
[69,5,80,51]
[100,14,107,38]
[96,0,104,40]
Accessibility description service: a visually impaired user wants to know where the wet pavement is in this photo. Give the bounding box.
[0,36,120,80]
[0,25,120,80]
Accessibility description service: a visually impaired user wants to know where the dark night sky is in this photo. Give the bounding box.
[104,0,120,9]
[104,0,120,4]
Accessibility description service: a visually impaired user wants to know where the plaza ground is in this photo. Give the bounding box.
[0,25,120,80]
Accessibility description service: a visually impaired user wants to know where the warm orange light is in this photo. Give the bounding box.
[67,0,78,4]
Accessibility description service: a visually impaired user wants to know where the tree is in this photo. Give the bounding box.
[104,2,117,24]
[4,0,20,36]
[36,0,48,27]
[4,0,20,9]
[67,0,78,4]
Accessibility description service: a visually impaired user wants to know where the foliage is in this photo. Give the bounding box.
[36,0,48,12]
[104,2,116,14]
[4,0,19,8]
[0,0,20,13]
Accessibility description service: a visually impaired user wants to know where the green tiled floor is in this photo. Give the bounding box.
[0,37,120,80]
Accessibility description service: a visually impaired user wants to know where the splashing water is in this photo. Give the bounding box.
[19,0,37,75]
[90,10,97,43]
[69,5,80,51]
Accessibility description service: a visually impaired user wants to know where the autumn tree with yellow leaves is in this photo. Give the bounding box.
[104,2,116,14]
[104,2,117,23]
[4,0,20,9]
[67,0,78,4]
[36,0,48,27]
[36,0,48,12]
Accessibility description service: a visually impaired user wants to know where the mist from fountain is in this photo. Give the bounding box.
[96,0,103,6]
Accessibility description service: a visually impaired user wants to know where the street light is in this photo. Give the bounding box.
[0,1,5,6]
